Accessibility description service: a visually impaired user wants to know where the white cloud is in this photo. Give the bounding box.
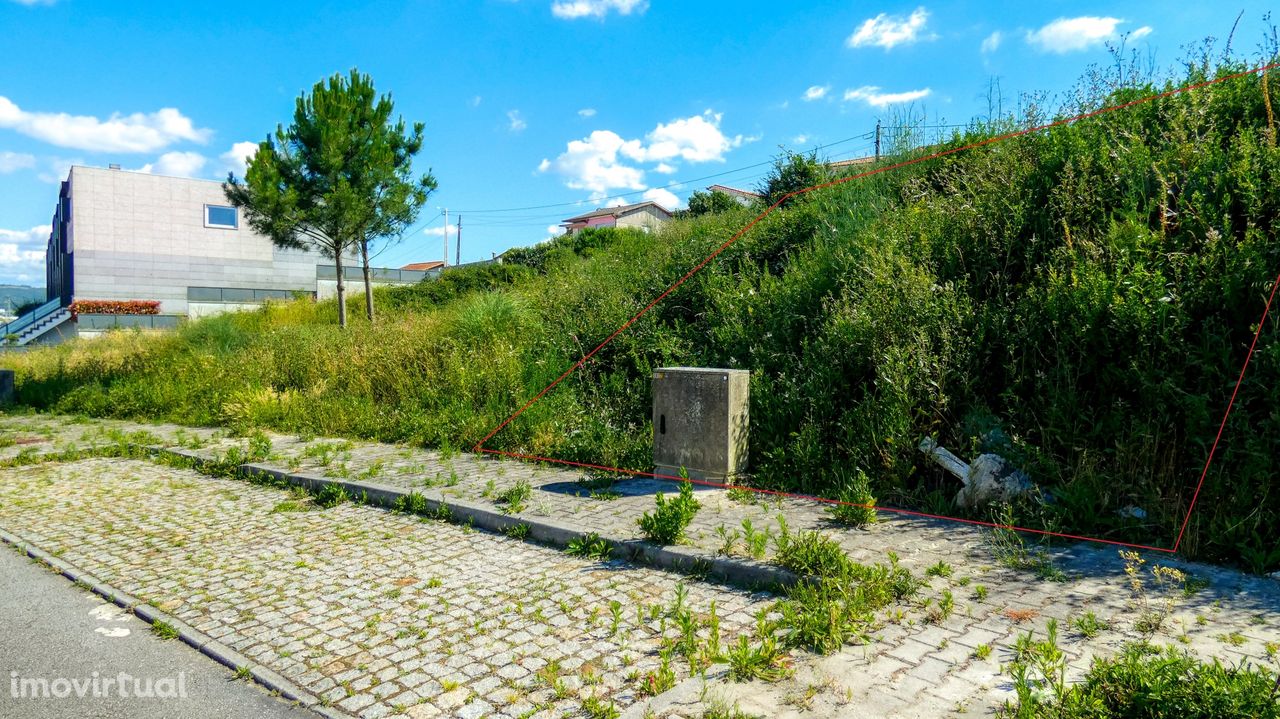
[847,7,935,50]
[803,85,830,102]
[134,151,207,178]
[219,141,258,178]
[551,0,647,20]
[0,151,36,173]
[470,96,482,108]
[0,96,210,153]
[0,225,50,285]
[642,187,679,210]
[1130,26,1153,40]
[792,134,809,145]
[10,0,57,5]
[539,129,647,198]
[423,223,458,237]
[578,108,597,118]
[545,224,565,239]
[508,110,527,132]
[1026,16,1133,54]
[843,86,932,108]
[981,31,1002,54]
[541,111,747,200]
[641,110,744,163]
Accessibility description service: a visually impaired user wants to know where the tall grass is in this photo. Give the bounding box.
[5,46,1280,569]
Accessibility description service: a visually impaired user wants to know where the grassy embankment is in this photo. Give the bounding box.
[6,54,1280,570]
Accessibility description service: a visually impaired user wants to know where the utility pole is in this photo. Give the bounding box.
[456,215,462,267]
[874,120,881,161]
[442,208,449,267]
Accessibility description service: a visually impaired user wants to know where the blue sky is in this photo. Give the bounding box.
[1,1,1276,286]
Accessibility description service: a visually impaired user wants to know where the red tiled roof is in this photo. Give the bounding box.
[400,261,445,271]
[562,200,673,224]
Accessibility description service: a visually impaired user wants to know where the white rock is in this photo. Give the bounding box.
[955,453,1034,508]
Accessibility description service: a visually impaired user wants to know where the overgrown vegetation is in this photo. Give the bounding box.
[6,44,1280,568]
[637,478,701,544]
[1001,632,1280,718]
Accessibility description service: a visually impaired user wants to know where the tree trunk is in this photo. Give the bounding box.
[361,240,375,323]
[334,246,348,328]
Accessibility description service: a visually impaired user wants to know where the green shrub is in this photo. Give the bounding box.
[565,532,612,561]
[826,469,877,527]
[1001,641,1280,718]
[495,478,532,514]
[637,480,701,545]
[313,483,349,509]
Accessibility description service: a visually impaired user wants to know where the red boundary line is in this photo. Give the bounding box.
[474,61,1280,556]
[1172,267,1280,552]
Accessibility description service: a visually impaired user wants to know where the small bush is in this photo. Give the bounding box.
[496,478,532,514]
[826,469,877,527]
[566,532,612,561]
[314,483,349,509]
[1002,641,1280,718]
[392,491,430,515]
[773,519,856,580]
[637,479,701,545]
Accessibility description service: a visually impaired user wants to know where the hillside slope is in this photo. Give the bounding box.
[6,56,1280,569]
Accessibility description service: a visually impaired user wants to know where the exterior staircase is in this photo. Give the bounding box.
[1,299,73,347]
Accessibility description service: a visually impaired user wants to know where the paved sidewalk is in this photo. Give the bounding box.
[0,456,766,719]
[2,413,1279,718]
[0,541,307,719]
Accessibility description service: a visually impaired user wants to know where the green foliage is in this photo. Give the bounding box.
[313,483,349,509]
[685,188,749,217]
[758,149,828,206]
[8,51,1280,567]
[565,532,612,561]
[392,491,430,515]
[637,479,701,545]
[496,478,532,514]
[826,468,877,527]
[225,68,436,326]
[1001,640,1280,718]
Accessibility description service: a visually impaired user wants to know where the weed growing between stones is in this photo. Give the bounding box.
[1121,550,1188,635]
[987,504,1066,582]
[1000,627,1280,718]
[826,468,877,528]
[1071,611,1110,639]
[638,476,701,545]
[496,478,532,514]
[314,483,349,509]
[565,532,612,561]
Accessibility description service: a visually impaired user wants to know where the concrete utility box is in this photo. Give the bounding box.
[0,370,13,405]
[652,367,749,483]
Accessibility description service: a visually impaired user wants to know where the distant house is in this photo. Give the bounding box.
[400,261,445,272]
[706,184,762,206]
[827,156,876,170]
[560,201,672,235]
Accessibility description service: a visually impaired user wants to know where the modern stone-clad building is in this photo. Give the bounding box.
[47,165,329,319]
[6,165,438,345]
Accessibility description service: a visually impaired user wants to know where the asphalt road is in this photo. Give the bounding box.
[0,543,307,719]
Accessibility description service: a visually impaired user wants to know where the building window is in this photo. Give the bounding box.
[205,205,238,229]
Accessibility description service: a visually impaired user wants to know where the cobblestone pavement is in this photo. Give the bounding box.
[0,457,767,719]
[2,412,1279,718]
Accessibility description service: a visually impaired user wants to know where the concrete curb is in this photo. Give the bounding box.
[0,525,348,719]
[19,442,801,593]
[199,450,799,593]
